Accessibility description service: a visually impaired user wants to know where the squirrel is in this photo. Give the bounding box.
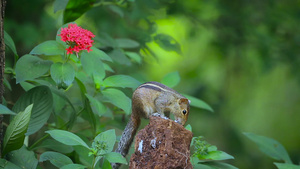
[112,81,190,169]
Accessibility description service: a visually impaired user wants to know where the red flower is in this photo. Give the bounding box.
[58,23,95,54]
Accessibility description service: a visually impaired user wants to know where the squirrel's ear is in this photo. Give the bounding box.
[179,98,189,105]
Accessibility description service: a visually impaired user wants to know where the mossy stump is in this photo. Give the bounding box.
[129,116,193,169]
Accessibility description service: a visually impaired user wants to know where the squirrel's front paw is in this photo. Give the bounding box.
[152,112,162,117]
[152,113,169,120]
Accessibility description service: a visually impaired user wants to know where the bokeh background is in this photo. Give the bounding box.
[5,0,300,168]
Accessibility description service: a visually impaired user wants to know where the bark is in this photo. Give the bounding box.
[130,116,193,169]
[0,0,6,158]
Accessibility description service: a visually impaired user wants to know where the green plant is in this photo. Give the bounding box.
[1,1,213,168]
[244,133,300,169]
[187,126,236,169]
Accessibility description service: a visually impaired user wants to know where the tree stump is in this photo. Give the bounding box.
[129,116,193,169]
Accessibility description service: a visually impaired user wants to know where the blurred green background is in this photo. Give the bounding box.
[4,0,300,168]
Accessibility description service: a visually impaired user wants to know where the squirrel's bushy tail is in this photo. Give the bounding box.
[112,115,140,169]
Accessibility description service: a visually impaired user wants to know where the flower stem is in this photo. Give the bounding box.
[91,155,96,169]
[28,133,50,150]
[65,53,71,63]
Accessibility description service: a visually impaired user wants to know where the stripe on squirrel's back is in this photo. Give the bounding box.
[143,81,182,95]
[138,82,184,96]
[139,84,162,92]
[146,81,169,89]
[140,81,172,91]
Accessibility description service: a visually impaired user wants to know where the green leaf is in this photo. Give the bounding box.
[92,129,116,155]
[60,164,87,169]
[15,54,53,83]
[3,78,12,91]
[108,5,124,18]
[0,158,22,169]
[93,156,102,168]
[63,0,95,23]
[39,151,73,168]
[73,145,94,166]
[244,132,292,163]
[81,99,97,132]
[196,161,238,169]
[185,124,192,132]
[102,75,141,89]
[19,81,35,91]
[6,145,38,169]
[125,52,142,64]
[154,34,182,54]
[50,87,77,129]
[81,49,105,79]
[35,139,74,153]
[82,46,113,62]
[102,88,131,115]
[3,105,33,156]
[75,77,87,94]
[184,94,214,112]
[4,67,14,74]
[161,71,180,88]
[199,149,234,161]
[116,38,140,49]
[74,77,97,131]
[191,156,201,166]
[192,137,234,162]
[274,163,300,169]
[54,0,69,13]
[108,48,131,66]
[13,86,53,135]
[0,104,16,115]
[4,30,18,56]
[30,40,66,56]
[105,152,128,164]
[93,73,103,90]
[46,130,90,149]
[104,63,114,73]
[85,94,107,117]
[74,77,98,127]
[94,33,117,48]
[102,159,113,169]
[50,62,75,88]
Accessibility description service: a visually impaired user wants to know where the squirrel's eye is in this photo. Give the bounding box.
[182,110,187,115]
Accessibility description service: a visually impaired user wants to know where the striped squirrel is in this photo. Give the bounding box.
[112,81,190,169]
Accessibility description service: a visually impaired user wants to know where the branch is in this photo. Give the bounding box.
[0,0,6,158]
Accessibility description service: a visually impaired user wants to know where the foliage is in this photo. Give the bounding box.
[191,136,236,169]
[0,104,16,115]
[2,0,299,169]
[46,130,90,149]
[1,1,212,168]
[244,133,300,169]
[2,105,33,156]
[6,145,38,169]
[39,151,73,168]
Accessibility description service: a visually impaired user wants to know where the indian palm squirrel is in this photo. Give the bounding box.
[112,81,190,169]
